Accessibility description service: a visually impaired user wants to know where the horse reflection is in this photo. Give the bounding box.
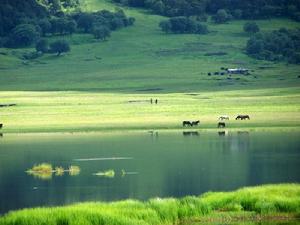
[218,131,226,136]
[183,131,199,136]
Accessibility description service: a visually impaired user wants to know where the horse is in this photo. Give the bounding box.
[0,124,2,129]
[235,115,250,120]
[191,120,200,126]
[183,121,193,127]
[218,122,225,128]
[219,115,229,120]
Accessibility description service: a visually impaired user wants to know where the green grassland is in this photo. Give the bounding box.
[0,184,299,225]
[0,0,300,133]
[0,87,299,133]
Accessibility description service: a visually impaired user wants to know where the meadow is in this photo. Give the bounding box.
[0,87,299,133]
[0,184,299,225]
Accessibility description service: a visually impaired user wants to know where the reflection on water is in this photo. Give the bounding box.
[74,157,133,161]
[93,169,115,178]
[218,131,226,136]
[183,131,199,136]
[0,130,300,214]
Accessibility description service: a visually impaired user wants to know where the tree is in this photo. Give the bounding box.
[92,26,111,40]
[36,39,49,53]
[66,20,77,34]
[212,9,230,23]
[244,22,260,34]
[110,17,124,30]
[232,9,243,19]
[127,17,135,26]
[159,20,171,33]
[195,23,208,34]
[38,19,52,36]
[50,40,70,55]
[8,24,40,47]
[77,13,94,33]
[246,36,264,55]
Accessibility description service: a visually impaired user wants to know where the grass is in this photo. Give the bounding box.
[0,87,299,133]
[68,165,81,176]
[55,166,65,176]
[26,164,80,179]
[26,163,53,180]
[93,169,115,178]
[0,184,299,225]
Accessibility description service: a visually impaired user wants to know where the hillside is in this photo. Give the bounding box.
[0,0,300,132]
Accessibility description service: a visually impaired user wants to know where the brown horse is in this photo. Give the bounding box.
[218,122,225,128]
[0,124,3,129]
[235,115,250,120]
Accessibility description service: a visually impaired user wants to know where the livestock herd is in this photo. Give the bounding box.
[0,115,250,132]
[183,115,250,128]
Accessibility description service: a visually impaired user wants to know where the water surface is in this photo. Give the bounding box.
[0,130,299,214]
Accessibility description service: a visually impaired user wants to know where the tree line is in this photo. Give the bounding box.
[0,0,135,49]
[246,28,300,64]
[112,0,300,21]
[159,17,208,34]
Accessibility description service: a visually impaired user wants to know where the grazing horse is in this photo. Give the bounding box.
[235,115,250,120]
[183,120,200,127]
[191,120,200,126]
[0,124,2,129]
[219,115,229,120]
[183,121,192,127]
[218,122,225,128]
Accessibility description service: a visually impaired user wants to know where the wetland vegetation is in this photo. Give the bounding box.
[26,163,80,180]
[0,184,299,225]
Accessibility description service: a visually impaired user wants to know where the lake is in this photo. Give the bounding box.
[0,130,299,214]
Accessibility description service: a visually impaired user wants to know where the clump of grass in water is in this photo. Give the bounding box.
[55,166,64,176]
[68,165,80,176]
[93,169,115,178]
[26,164,80,179]
[26,163,53,180]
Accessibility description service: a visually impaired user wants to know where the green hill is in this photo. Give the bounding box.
[0,0,299,132]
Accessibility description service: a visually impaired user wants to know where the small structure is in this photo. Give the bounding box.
[227,68,249,74]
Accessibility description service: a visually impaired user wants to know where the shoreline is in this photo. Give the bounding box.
[1,124,300,135]
[0,184,299,225]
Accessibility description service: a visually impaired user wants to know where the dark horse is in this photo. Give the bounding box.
[235,115,250,120]
[191,120,200,126]
[0,124,2,129]
[182,120,200,127]
[218,122,225,128]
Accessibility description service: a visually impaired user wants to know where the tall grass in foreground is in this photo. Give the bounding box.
[0,184,299,225]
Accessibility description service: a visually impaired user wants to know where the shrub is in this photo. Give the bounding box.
[159,17,208,34]
[7,24,40,47]
[92,26,111,40]
[50,40,70,56]
[35,39,49,53]
[244,22,260,34]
